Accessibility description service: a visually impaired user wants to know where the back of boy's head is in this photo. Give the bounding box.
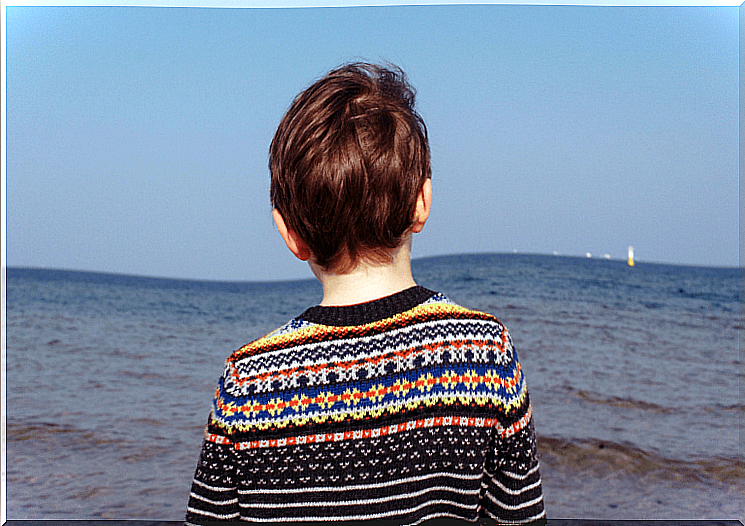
[270,62,431,273]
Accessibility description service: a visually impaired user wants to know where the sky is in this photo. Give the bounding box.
[3,2,740,282]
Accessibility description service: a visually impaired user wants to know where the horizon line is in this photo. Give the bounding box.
[5,251,739,284]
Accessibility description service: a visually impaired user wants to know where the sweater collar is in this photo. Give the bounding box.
[299,285,436,327]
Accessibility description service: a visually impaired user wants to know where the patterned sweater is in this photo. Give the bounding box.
[186,286,545,525]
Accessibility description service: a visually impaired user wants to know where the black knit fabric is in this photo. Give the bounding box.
[300,285,437,326]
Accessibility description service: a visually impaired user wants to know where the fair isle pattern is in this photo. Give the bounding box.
[186,287,545,525]
[212,305,526,437]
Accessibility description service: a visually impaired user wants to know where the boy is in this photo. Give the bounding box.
[186,63,545,525]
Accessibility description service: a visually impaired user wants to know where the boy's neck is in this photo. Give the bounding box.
[311,241,418,307]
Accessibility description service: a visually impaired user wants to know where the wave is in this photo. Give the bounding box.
[560,385,745,416]
[7,420,180,467]
[7,421,121,449]
[570,389,675,413]
[537,435,741,484]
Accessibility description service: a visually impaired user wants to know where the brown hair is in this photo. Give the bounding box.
[269,62,431,273]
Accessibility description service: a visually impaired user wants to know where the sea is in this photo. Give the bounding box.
[4,253,743,521]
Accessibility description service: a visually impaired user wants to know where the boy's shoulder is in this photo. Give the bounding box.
[418,292,503,322]
[228,290,508,364]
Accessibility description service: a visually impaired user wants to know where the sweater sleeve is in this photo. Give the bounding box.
[479,327,546,524]
[481,416,545,523]
[185,418,240,524]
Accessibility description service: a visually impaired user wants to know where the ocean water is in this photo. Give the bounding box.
[5,254,742,520]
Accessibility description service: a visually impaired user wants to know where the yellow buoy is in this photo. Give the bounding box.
[628,246,635,267]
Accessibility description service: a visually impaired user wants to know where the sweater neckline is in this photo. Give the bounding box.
[299,285,436,327]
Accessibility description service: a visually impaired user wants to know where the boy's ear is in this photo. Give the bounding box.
[410,178,432,234]
[272,209,312,261]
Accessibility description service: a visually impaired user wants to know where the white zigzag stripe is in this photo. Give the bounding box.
[483,491,544,511]
[485,462,541,481]
[239,484,479,508]
[403,511,480,526]
[482,474,542,496]
[483,506,547,523]
[236,498,477,522]
[234,318,509,377]
[186,505,239,519]
[189,492,239,506]
[238,470,481,494]
[191,478,235,492]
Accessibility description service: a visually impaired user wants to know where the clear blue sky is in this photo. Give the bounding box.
[4,2,739,281]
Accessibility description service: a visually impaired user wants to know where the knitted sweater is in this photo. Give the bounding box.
[186,286,545,525]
